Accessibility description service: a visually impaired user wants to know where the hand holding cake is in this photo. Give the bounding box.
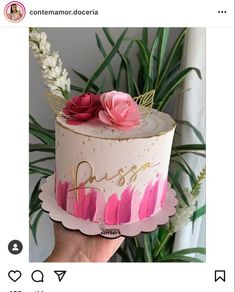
[46,223,124,262]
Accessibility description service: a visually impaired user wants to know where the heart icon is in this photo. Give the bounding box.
[8,270,22,282]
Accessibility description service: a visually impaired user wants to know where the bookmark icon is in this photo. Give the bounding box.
[54,270,66,282]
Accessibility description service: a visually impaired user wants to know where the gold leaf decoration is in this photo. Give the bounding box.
[133,90,155,118]
[47,93,67,115]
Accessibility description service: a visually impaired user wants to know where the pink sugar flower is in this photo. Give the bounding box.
[63,93,102,125]
[98,91,141,130]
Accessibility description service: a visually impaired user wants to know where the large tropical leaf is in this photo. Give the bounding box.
[176,120,205,144]
[144,234,153,262]
[29,124,55,145]
[157,28,188,89]
[156,67,202,110]
[191,204,206,221]
[95,33,116,88]
[154,28,170,87]
[83,28,128,92]
[29,143,55,153]
[72,69,99,92]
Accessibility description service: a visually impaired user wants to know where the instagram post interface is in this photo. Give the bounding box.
[0,1,234,291]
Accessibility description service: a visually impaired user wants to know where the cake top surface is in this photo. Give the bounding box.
[56,109,176,140]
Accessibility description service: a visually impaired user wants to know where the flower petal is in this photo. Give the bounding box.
[79,94,91,106]
[98,110,113,126]
[73,112,92,121]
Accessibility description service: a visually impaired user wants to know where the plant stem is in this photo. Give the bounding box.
[153,229,172,259]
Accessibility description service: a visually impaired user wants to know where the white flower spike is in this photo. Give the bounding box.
[29,28,70,99]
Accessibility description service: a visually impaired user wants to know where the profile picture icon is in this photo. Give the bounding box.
[4,1,26,23]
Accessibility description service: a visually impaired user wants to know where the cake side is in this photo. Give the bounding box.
[55,109,176,225]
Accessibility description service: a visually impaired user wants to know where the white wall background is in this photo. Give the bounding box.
[29,27,205,262]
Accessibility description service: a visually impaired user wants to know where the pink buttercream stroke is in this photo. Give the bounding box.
[74,184,86,218]
[56,174,168,225]
[104,193,119,225]
[56,180,69,210]
[74,184,97,220]
[117,186,133,224]
[139,175,167,220]
[139,182,152,220]
[160,180,167,208]
[93,191,106,223]
[147,178,159,217]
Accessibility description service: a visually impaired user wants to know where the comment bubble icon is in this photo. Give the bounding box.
[31,270,44,282]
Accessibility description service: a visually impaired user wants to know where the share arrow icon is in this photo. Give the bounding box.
[54,270,66,282]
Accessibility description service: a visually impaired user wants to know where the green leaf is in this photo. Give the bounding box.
[29,177,45,210]
[171,151,206,158]
[97,78,106,94]
[150,228,159,250]
[155,28,170,86]
[83,28,128,92]
[101,29,137,93]
[30,209,43,245]
[70,85,88,93]
[134,247,145,262]
[171,160,196,188]
[29,165,53,176]
[116,60,125,91]
[102,28,115,46]
[29,123,55,137]
[29,144,55,153]
[159,255,203,262]
[143,76,153,93]
[142,28,148,46]
[153,229,172,258]
[29,203,42,217]
[29,123,55,145]
[116,247,131,262]
[133,236,140,249]
[157,67,202,111]
[29,114,41,127]
[148,31,160,81]
[95,33,116,88]
[124,39,134,57]
[144,234,153,262]
[102,28,132,59]
[169,171,189,206]
[30,156,55,165]
[124,57,138,96]
[172,148,198,187]
[157,28,188,89]
[165,58,182,80]
[29,129,55,145]
[173,144,206,151]
[191,204,206,221]
[126,238,137,261]
[171,247,206,256]
[135,39,149,77]
[72,69,99,92]
[177,120,205,144]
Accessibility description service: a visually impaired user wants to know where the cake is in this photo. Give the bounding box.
[55,91,176,226]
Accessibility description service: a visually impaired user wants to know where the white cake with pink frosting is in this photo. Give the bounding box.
[55,91,176,225]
